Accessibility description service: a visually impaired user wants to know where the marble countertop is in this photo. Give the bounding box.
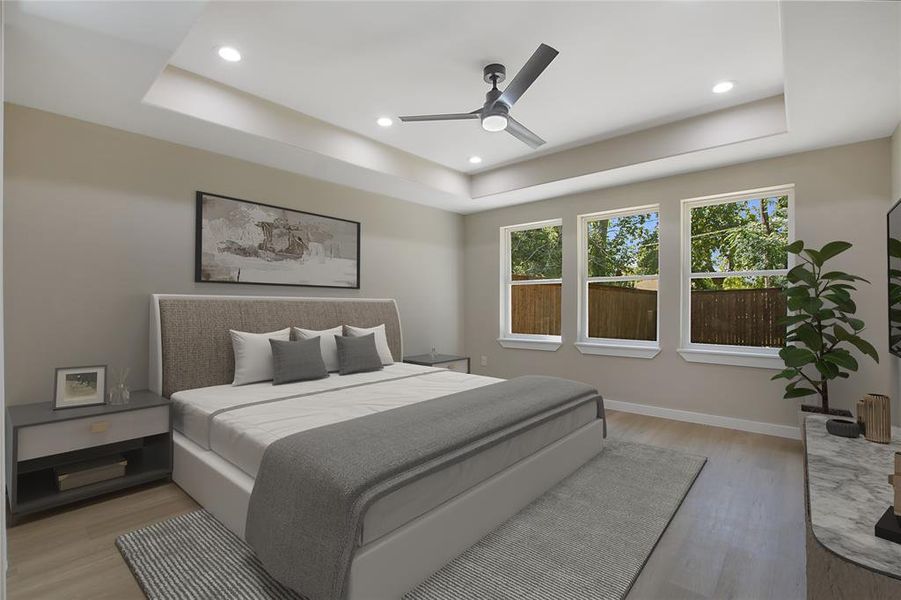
[805,414,901,579]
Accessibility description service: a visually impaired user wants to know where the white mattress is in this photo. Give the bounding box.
[172,363,501,477]
[171,363,602,545]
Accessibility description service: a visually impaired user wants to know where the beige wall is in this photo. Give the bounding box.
[3,104,464,405]
[4,102,895,427]
[464,139,893,427]
[893,124,901,201]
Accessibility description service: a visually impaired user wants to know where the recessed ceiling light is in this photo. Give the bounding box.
[377,117,393,127]
[469,156,483,165]
[217,46,242,62]
[712,80,734,94]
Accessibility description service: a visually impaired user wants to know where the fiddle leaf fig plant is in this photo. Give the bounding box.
[771,240,879,414]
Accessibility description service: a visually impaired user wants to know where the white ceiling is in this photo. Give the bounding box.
[169,1,785,172]
[4,1,901,214]
[13,0,204,50]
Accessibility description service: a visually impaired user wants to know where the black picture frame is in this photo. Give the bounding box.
[53,365,108,410]
[195,191,361,289]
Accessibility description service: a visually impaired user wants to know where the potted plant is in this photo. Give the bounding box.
[772,240,879,416]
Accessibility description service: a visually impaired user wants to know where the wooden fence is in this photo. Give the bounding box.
[511,283,562,336]
[690,287,786,347]
[511,281,786,347]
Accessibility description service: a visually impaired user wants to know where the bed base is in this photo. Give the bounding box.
[173,419,605,600]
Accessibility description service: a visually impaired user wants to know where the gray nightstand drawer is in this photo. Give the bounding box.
[441,359,470,373]
[404,354,470,374]
[17,405,169,461]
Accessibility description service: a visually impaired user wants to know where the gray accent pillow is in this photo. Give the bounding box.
[335,333,384,375]
[269,338,329,385]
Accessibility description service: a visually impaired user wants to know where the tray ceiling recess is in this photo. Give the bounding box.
[7,1,900,212]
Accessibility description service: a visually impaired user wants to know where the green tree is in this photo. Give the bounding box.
[690,196,788,290]
[587,213,658,277]
[510,225,562,279]
[511,195,787,285]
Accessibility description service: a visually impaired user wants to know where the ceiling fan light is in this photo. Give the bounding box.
[481,114,508,132]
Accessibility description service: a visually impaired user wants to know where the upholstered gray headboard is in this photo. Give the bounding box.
[150,294,402,398]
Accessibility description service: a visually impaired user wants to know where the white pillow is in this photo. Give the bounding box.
[344,324,394,365]
[229,328,291,385]
[293,326,343,372]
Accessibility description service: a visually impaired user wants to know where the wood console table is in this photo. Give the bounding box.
[803,415,901,599]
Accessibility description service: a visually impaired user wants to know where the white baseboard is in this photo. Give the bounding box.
[604,399,801,440]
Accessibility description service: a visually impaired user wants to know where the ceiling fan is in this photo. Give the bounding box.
[398,43,559,149]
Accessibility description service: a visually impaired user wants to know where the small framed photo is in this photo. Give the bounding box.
[53,365,107,410]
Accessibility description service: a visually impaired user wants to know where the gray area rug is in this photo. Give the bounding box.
[117,441,705,600]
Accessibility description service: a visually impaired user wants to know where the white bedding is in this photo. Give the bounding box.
[172,363,503,477]
[171,362,603,546]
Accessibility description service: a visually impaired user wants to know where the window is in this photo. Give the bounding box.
[679,185,793,368]
[576,206,660,358]
[498,220,563,351]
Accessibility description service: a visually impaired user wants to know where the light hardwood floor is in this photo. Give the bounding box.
[610,412,806,600]
[5,411,806,600]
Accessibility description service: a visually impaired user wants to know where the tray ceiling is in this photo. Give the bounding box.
[6,1,899,213]
[168,1,785,172]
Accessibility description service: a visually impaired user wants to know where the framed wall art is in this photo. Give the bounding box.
[195,191,361,288]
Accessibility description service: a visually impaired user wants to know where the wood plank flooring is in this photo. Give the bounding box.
[5,411,806,600]
[609,412,806,600]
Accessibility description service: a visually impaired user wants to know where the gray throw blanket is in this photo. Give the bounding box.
[245,375,604,600]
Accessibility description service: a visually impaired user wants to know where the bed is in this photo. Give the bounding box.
[150,294,605,599]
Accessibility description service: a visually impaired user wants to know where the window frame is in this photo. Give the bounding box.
[678,184,795,369]
[497,219,563,351]
[576,205,661,359]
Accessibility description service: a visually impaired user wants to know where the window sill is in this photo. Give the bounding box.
[497,337,562,352]
[677,347,783,369]
[575,341,660,359]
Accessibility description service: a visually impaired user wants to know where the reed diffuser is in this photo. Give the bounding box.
[108,367,131,406]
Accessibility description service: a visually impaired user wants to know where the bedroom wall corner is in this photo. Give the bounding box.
[892,123,901,201]
[2,104,465,406]
[1,3,8,592]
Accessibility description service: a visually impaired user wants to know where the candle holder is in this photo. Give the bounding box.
[876,452,901,544]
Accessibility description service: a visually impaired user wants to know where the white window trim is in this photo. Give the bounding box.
[678,184,795,369]
[575,340,661,358]
[576,205,660,359]
[498,219,563,352]
[498,336,563,351]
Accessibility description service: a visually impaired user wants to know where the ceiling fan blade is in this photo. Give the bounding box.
[505,116,546,149]
[496,43,559,108]
[398,112,480,122]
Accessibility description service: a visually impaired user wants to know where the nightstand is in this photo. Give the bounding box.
[6,390,172,522]
[404,353,471,374]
